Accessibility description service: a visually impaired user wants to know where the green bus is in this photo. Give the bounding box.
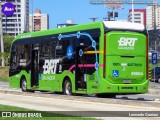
[9,21,148,97]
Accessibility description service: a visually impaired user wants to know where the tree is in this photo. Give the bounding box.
[0,34,14,66]
[3,34,14,53]
[23,31,28,33]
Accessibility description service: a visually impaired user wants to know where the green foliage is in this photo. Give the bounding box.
[0,34,14,66]
[3,34,14,53]
[23,31,28,33]
[0,52,10,66]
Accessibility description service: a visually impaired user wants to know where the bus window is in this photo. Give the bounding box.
[10,46,17,68]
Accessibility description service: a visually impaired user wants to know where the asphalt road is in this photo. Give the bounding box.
[149,81,160,88]
[0,81,160,101]
[0,81,8,87]
[0,81,160,120]
[0,93,159,120]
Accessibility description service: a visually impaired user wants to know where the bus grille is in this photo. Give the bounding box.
[121,87,134,89]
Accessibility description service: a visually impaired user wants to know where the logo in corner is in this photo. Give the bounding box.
[2,2,15,16]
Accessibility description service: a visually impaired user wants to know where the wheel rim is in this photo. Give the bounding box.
[158,78,160,83]
[22,80,26,91]
[65,82,71,95]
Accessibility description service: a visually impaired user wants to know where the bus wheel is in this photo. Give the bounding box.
[158,78,160,83]
[96,93,116,98]
[21,78,27,92]
[63,79,72,95]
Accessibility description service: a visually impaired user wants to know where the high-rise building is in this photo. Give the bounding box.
[29,9,49,32]
[128,9,146,27]
[1,0,29,36]
[146,5,160,30]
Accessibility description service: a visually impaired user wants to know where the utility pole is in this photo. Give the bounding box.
[108,12,110,21]
[132,0,134,23]
[16,0,19,35]
[0,0,5,66]
[153,0,158,51]
[153,0,157,30]
[89,17,98,22]
[32,0,34,32]
[112,7,115,21]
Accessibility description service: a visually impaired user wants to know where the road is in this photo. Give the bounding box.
[0,81,160,120]
[149,81,160,88]
[0,81,8,87]
[0,81,160,101]
[0,93,159,120]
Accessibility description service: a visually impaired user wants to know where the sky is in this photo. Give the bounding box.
[29,0,160,29]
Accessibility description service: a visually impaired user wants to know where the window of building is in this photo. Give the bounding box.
[134,17,140,19]
[134,14,140,16]
[17,9,21,12]
[17,5,21,8]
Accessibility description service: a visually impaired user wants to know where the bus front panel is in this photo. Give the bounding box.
[105,31,147,85]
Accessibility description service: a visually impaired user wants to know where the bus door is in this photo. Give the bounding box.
[31,49,39,87]
[75,46,87,90]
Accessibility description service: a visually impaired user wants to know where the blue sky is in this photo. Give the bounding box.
[29,0,160,29]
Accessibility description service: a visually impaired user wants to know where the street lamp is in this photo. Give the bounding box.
[0,0,5,66]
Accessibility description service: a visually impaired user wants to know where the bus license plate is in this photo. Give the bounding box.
[123,80,131,83]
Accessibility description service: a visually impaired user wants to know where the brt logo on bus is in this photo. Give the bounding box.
[43,59,59,74]
[118,37,138,50]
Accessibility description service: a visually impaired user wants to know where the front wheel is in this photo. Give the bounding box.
[63,79,72,95]
[158,78,160,83]
[21,78,27,92]
[21,78,34,92]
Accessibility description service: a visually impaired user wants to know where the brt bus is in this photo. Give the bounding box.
[9,21,148,97]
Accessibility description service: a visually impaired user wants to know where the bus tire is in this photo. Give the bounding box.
[63,79,72,95]
[21,78,27,92]
[96,93,116,98]
[158,77,160,83]
[21,78,34,92]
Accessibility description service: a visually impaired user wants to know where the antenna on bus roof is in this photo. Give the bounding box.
[89,17,99,22]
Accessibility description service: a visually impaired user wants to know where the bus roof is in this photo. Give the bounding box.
[14,21,103,41]
[14,21,146,42]
[103,21,145,31]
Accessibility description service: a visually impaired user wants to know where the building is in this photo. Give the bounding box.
[29,9,49,32]
[146,5,160,30]
[128,9,146,27]
[146,1,160,51]
[1,0,29,36]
